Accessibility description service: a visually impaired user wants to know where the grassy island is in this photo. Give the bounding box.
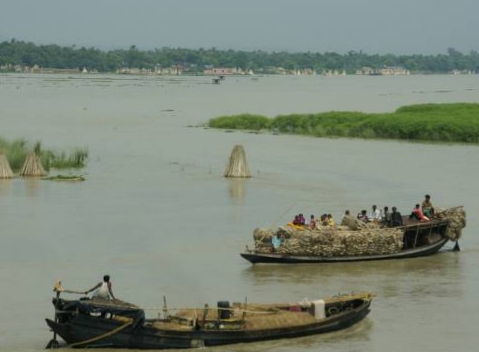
[0,138,88,171]
[208,103,479,144]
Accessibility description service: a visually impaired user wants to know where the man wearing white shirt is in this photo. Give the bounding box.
[370,205,382,223]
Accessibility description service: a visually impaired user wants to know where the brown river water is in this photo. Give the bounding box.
[0,73,478,351]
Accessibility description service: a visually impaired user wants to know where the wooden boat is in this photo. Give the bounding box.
[45,291,373,349]
[241,207,466,265]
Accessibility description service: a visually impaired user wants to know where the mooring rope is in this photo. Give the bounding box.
[69,319,132,348]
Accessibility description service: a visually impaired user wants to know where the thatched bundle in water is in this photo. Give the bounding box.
[253,225,404,257]
[20,152,47,176]
[0,151,14,178]
[224,145,251,178]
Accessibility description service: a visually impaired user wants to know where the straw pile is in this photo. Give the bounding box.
[244,311,317,330]
[224,145,251,178]
[0,151,14,178]
[172,304,316,330]
[253,225,404,256]
[20,152,47,176]
[435,206,466,241]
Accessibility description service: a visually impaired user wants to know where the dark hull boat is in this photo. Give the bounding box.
[241,207,466,265]
[45,292,373,349]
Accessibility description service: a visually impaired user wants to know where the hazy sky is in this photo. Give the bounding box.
[1,0,478,55]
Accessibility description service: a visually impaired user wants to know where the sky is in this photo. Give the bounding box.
[1,0,478,55]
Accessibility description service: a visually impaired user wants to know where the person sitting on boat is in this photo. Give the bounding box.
[320,214,329,226]
[271,234,282,252]
[389,206,403,227]
[297,213,306,226]
[292,215,301,225]
[85,275,116,300]
[341,210,352,223]
[309,214,317,230]
[327,214,335,226]
[357,210,369,222]
[409,204,430,222]
[421,194,435,218]
[369,205,382,223]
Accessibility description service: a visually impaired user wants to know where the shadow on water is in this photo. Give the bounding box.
[195,318,373,352]
[240,250,464,300]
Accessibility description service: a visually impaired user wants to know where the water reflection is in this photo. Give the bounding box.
[0,178,12,195]
[227,178,247,204]
[241,251,464,300]
[213,314,373,352]
[23,176,41,197]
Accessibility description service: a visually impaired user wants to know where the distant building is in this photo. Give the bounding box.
[451,69,475,75]
[356,66,410,75]
[203,67,244,75]
[379,66,410,75]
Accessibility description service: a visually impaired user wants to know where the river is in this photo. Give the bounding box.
[0,73,478,352]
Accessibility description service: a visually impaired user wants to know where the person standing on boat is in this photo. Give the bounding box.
[381,206,391,224]
[369,205,382,223]
[421,194,434,218]
[85,275,116,300]
[389,207,403,227]
[308,214,317,230]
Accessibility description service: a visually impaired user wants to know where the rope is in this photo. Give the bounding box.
[69,319,132,347]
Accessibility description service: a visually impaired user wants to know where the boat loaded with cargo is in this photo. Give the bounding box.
[241,206,466,264]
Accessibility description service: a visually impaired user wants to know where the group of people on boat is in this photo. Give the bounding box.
[355,204,400,225]
[354,194,435,226]
[290,213,335,230]
[287,195,435,233]
[411,194,435,220]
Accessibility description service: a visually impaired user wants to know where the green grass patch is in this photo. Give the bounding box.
[208,114,271,130]
[43,174,85,181]
[0,138,88,171]
[207,103,479,144]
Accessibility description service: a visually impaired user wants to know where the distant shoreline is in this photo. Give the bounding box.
[1,40,478,75]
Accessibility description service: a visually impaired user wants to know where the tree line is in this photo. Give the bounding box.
[1,38,478,74]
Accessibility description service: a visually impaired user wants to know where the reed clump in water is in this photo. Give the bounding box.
[224,145,251,178]
[0,137,88,171]
[0,150,14,178]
